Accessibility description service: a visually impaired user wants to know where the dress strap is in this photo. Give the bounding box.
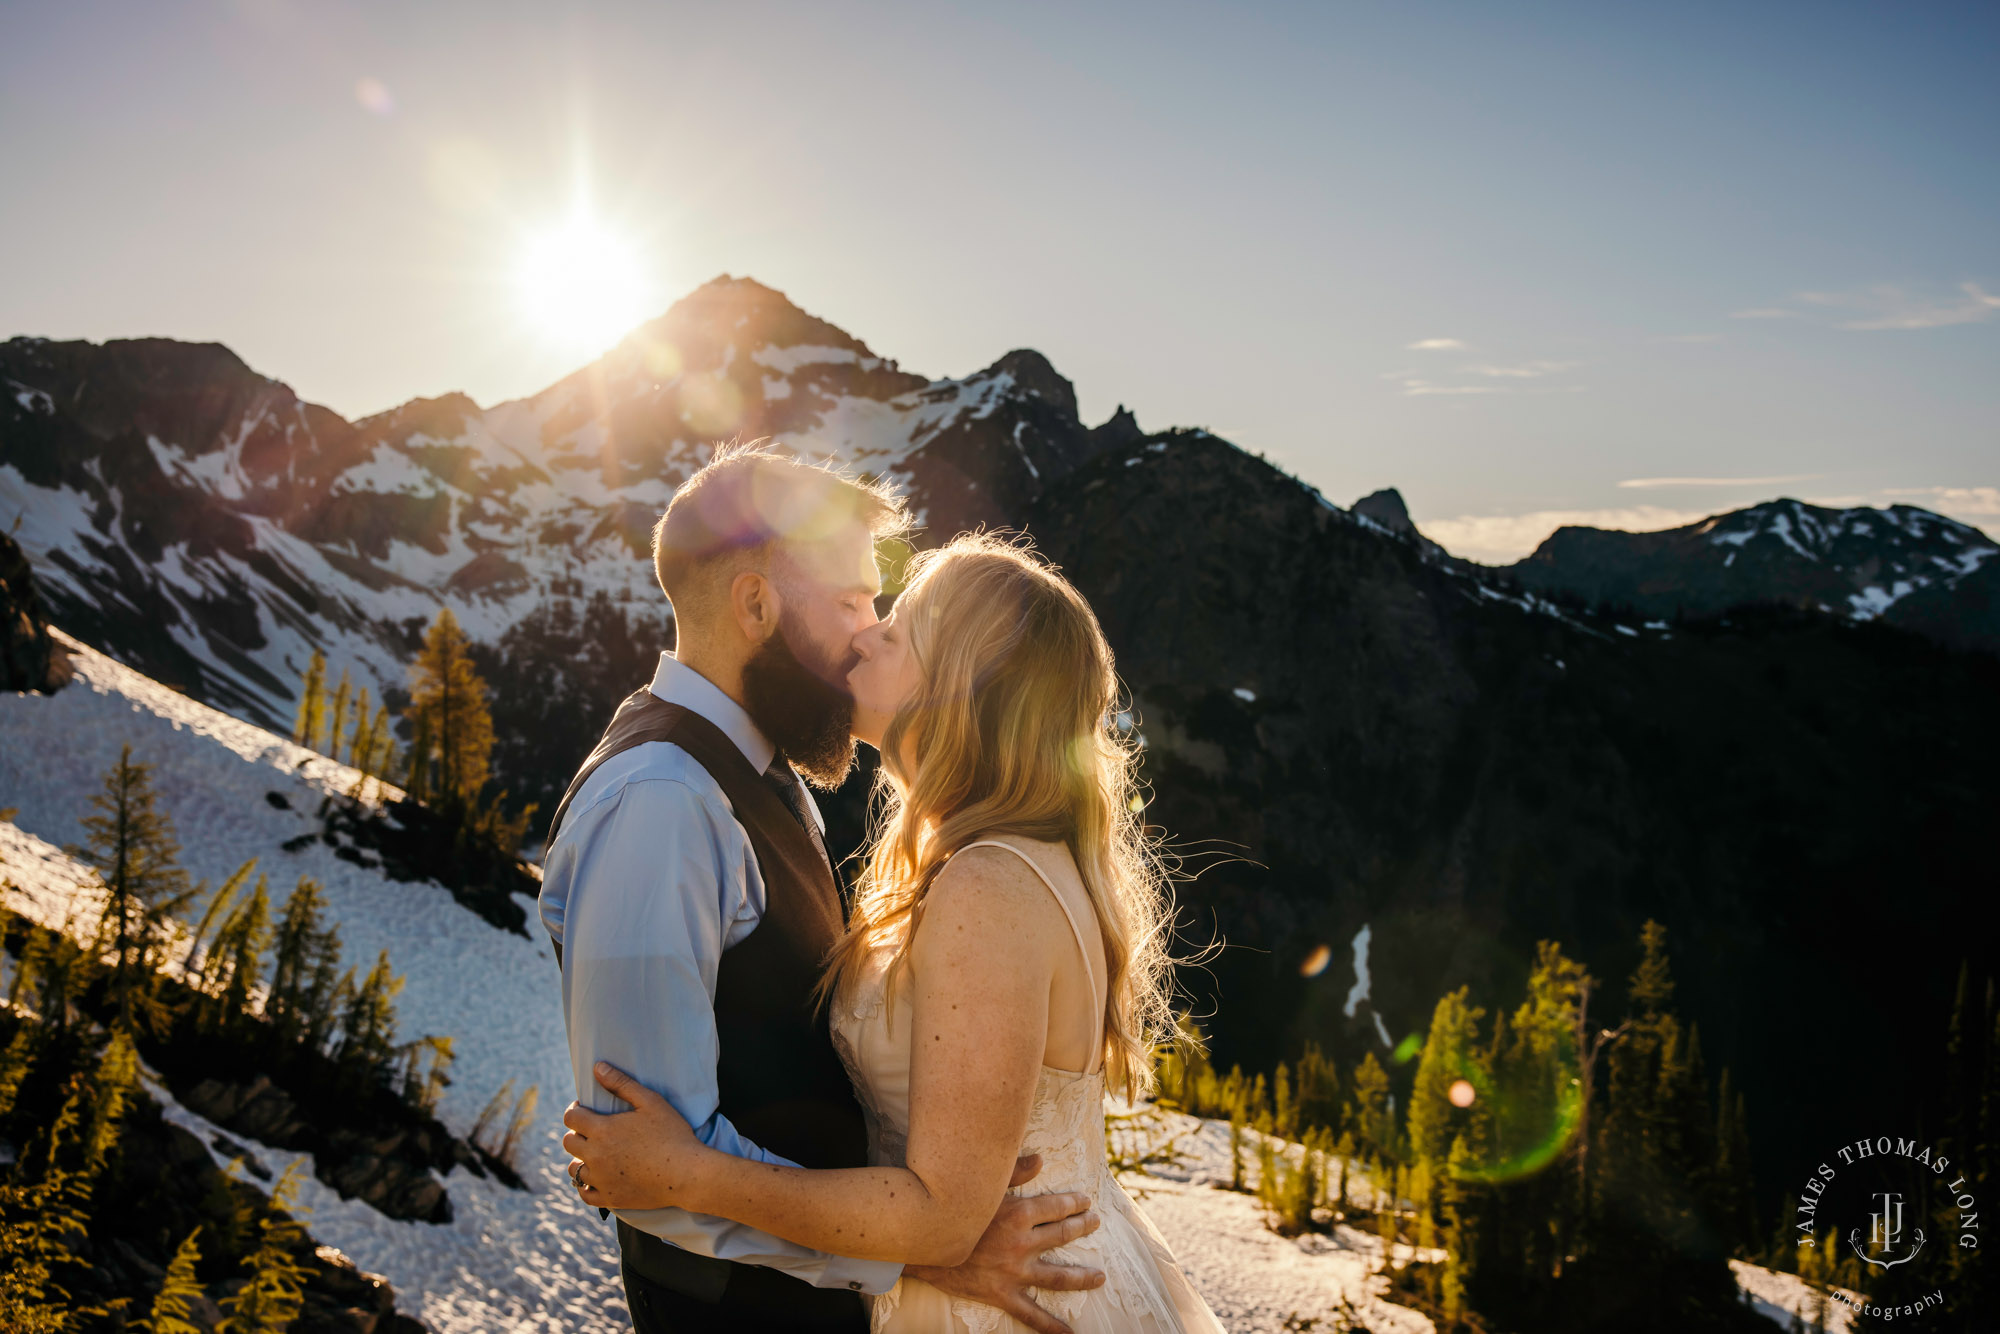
[955,839,1104,1073]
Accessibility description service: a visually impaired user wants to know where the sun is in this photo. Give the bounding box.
[514,214,652,353]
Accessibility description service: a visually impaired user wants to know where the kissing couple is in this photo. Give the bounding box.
[540,442,1222,1333]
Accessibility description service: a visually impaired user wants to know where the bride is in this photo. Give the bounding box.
[563,532,1223,1333]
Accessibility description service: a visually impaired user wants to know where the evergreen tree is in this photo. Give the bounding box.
[365,704,395,781]
[218,1162,312,1334]
[0,1025,33,1123]
[1441,1135,1480,1322]
[73,745,197,1032]
[327,668,353,764]
[1712,1066,1756,1254]
[0,1046,136,1329]
[336,950,403,1090]
[265,876,344,1053]
[1273,1060,1296,1140]
[1408,986,1486,1168]
[80,1030,138,1177]
[396,1034,455,1115]
[183,859,257,984]
[403,709,433,804]
[292,649,327,749]
[496,1082,539,1169]
[1295,1041,1341,1136]
[132,1227,205,1334]
[404,609,496,812]
[204,875,272,1025]
[1348,1050,1394,1164]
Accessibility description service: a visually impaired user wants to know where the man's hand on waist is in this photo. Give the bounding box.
[903,1154,1105,1334]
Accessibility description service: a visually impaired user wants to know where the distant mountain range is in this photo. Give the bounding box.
[1506,498,2000,655]
[6,277,1997,1218]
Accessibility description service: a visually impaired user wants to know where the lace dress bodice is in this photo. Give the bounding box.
[829,839,1222,1334]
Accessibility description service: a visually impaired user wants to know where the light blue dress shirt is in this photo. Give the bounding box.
[539,652,903,1295]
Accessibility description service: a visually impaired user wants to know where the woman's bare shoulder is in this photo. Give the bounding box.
[917,843,1070,946]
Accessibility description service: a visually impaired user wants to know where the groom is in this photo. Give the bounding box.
[541,442,1104,1334]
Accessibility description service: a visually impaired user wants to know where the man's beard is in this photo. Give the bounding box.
[740,612,859,790]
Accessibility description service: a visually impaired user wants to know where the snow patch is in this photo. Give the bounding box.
[752,343,861,374]
[10,382,54,414]
[1343,925,1373,1018]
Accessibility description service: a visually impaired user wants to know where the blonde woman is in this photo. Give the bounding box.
[564,532,1222,1333]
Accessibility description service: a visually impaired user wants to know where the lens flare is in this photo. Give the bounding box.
[1432,1030,1586,1184]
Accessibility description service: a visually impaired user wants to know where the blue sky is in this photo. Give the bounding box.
[3,0,1994,559]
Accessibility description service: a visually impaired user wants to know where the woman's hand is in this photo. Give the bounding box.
[561,1061,712,1212]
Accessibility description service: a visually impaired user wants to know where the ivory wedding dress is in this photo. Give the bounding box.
[831,838,1225,1334]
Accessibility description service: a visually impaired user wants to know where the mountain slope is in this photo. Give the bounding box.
[1505,497,2000,652]
[1,277,1116,732]
[1022,431,2000,1209]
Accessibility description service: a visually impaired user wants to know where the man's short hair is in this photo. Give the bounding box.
[652,439,911,622]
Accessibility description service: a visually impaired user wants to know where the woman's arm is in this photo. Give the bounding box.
[562,848,1072,1267]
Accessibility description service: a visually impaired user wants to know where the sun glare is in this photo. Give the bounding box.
[515,214,652,353]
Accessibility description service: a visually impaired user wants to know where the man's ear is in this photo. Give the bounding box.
[728,569,781,644]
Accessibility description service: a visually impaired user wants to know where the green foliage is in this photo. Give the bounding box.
[0,1035,137,1331]
[395,1034,455,1116]
[328,669,353,764]
[1347,1050,1394,1163]
[183,860,256,986]
[292,649,327,750]
[336,950,404,1090]
[73,745,197,1033]
[405,608,496,813]
[266,876,344,1052]
[466,1080,543,1173]
[1407,986,1485,1167]
[217,1161,312,1334]
[202,874,272,1025]
[131,1227,205,1334]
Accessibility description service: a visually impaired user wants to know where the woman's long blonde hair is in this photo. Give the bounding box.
[820,532,1175,1098]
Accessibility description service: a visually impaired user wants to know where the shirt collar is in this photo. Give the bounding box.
[648,653,778,775]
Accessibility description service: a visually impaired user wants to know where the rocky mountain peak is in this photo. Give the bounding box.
[981,349,1079,423]
[1351,487,1417,536]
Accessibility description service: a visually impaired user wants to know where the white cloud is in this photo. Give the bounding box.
[1729,307,1796,320]
[1617,474,1819,489]
[1882,485,2000,530]
[1799,281,2000,331]
[1417,505,1711,564]
[1402,379,1507,396]
[1405,338,1466,351]
[1462,359,1578,379]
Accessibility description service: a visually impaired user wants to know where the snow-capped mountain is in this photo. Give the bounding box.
[1506,497,2000,652]
[8,276,2000,1237]
[1,276,1122,730]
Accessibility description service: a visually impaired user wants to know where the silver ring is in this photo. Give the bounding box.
[569,1159,587,1188]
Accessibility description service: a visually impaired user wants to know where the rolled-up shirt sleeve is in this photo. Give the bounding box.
[549,769,900,1294]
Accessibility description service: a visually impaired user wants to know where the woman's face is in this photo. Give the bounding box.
[846,598,925,754]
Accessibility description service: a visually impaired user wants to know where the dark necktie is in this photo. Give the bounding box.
[764,751,835,877]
